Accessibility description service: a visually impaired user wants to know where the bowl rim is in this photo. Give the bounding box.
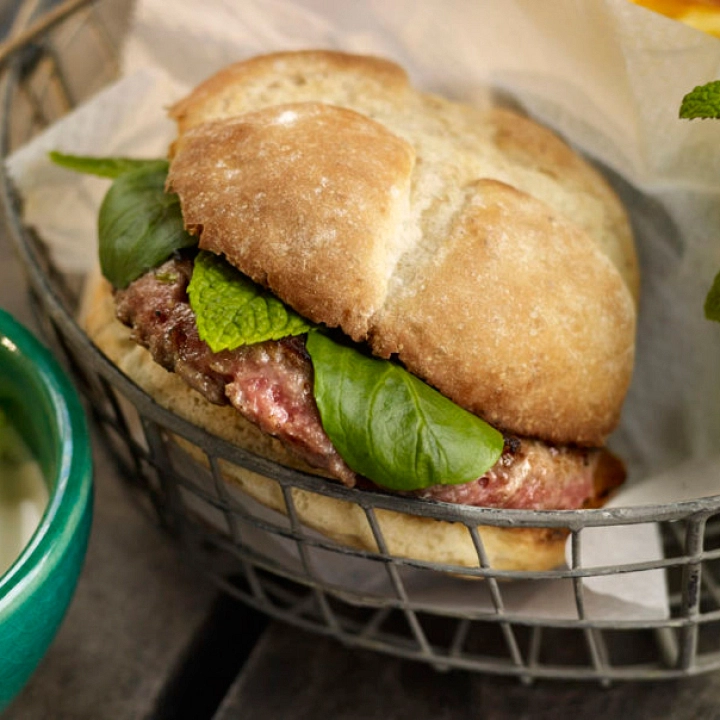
[0,308,92,604]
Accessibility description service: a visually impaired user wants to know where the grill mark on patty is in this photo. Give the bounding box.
[114,256,621,508]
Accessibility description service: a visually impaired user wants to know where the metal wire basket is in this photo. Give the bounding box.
[2,0,720,684]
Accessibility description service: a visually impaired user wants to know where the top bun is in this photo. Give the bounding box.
[166,50,638,447]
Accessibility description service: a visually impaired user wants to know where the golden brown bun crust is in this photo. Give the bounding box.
[170,50,411,139]
[82,271,568,572]
[166,50,638,446]
[372,178,636,445]
[169,103,415,339]
[488,107,639,300]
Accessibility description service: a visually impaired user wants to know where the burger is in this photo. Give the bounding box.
[60,50,639,571]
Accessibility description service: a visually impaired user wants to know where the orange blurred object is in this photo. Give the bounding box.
[631,0,720,35]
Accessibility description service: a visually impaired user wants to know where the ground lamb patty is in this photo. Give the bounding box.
[114,256,623,509]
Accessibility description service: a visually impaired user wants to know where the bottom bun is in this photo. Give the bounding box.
[81,269,569,572]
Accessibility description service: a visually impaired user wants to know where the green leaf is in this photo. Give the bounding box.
[49,151,167,179]
[50,151,198,288]
[679,80,720,119]
[188,251,312,352]
[679,85,720,323]
[705,269,720,322]
[98,163,198,288]
[306,330,504,491]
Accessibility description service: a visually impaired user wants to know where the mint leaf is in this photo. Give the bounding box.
[679,85,720,322]
[680,81,720,119]
[306,330,504,491]
[188,251,311,352]
[49,151,167,179]
[705,269,720,322]
[98,163,198,288]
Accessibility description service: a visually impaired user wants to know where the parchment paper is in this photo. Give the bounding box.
[9,0,720,620]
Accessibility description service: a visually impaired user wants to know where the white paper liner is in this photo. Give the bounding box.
[177,463,668,622]
[8,0,720,622]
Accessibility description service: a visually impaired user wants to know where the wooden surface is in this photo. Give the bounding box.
[3,197,720,720]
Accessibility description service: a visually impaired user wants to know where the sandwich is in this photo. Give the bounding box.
[60,50,639,571]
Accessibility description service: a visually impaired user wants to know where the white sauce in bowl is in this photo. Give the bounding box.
[0,412,49,577]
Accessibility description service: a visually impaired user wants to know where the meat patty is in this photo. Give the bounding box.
[114,256,623,509]
[115,256,355,485]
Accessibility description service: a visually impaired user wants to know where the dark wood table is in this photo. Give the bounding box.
[3,214,720,720]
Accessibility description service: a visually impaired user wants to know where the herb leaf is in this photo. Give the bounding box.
[678,84,720,321]
[98,163,197,288]
[49,152,198,288]
[680,80,720,119]
[306,330,504,491]
[188,251,311,351]
[49,151,167,179]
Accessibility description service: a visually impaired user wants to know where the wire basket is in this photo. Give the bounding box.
[2,0,720,684]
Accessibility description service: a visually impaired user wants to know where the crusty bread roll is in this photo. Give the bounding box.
[82,269,573,572]
[80,50,638,572]
[167,50,638,446]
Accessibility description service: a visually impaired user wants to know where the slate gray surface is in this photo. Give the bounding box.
[217,622,720,720]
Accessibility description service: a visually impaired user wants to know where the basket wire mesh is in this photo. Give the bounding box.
[1,0,720,684]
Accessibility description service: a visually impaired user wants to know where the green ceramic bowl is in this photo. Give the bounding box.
[0,309,93,712]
